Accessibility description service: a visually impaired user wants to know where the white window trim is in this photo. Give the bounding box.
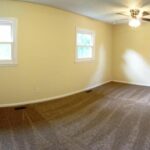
[0,18,17,66]
[75,28,95,62]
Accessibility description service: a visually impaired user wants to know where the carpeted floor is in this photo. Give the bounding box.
[1,82,150,150]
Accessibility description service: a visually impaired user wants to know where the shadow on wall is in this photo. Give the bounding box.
[123,49,150,85]
[88,45,107,87]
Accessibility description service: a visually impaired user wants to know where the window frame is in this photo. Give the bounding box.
[75,28,95,62]
[0,18,17,66]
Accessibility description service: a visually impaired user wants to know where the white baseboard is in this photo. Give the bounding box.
[2,79,150,107]
[1,80,111,108]
[113,80,150,87]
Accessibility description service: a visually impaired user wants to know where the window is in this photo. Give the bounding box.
[76,28,95,62]
[0,18,17,65]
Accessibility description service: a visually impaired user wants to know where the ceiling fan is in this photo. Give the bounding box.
[117,9,150,28]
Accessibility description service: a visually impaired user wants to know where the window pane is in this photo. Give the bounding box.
[77,46,92,59]
[0,24,12,42]
[0,44,12,60]
[77,33,93,46]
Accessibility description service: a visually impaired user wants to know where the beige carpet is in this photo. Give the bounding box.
[1,82,150,150]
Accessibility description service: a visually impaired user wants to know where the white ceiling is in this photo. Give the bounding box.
[21,0,150,23]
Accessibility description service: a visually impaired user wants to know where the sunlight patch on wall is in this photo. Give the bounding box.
[123,49,150,84]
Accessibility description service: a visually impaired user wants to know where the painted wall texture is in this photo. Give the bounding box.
[113,24,150,86]
[0,1,112,105]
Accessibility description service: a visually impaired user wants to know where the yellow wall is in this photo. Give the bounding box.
[113,23,150,85]
[0,1,112,106]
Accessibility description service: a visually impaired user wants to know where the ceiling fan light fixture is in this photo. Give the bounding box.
[129,18,141,28]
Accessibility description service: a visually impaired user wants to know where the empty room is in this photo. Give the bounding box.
[1,0,150,150]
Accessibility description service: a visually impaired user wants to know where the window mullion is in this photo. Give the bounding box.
[0,42,12,44]
[77,45,93,47]
[77,45,93,49]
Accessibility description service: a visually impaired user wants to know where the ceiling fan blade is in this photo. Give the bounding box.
[143,11,150,16]
[142,18,150,22]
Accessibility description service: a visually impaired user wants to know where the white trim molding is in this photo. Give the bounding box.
[113,80,150,87]
[0,80,111,108]
[2,79,150,108]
